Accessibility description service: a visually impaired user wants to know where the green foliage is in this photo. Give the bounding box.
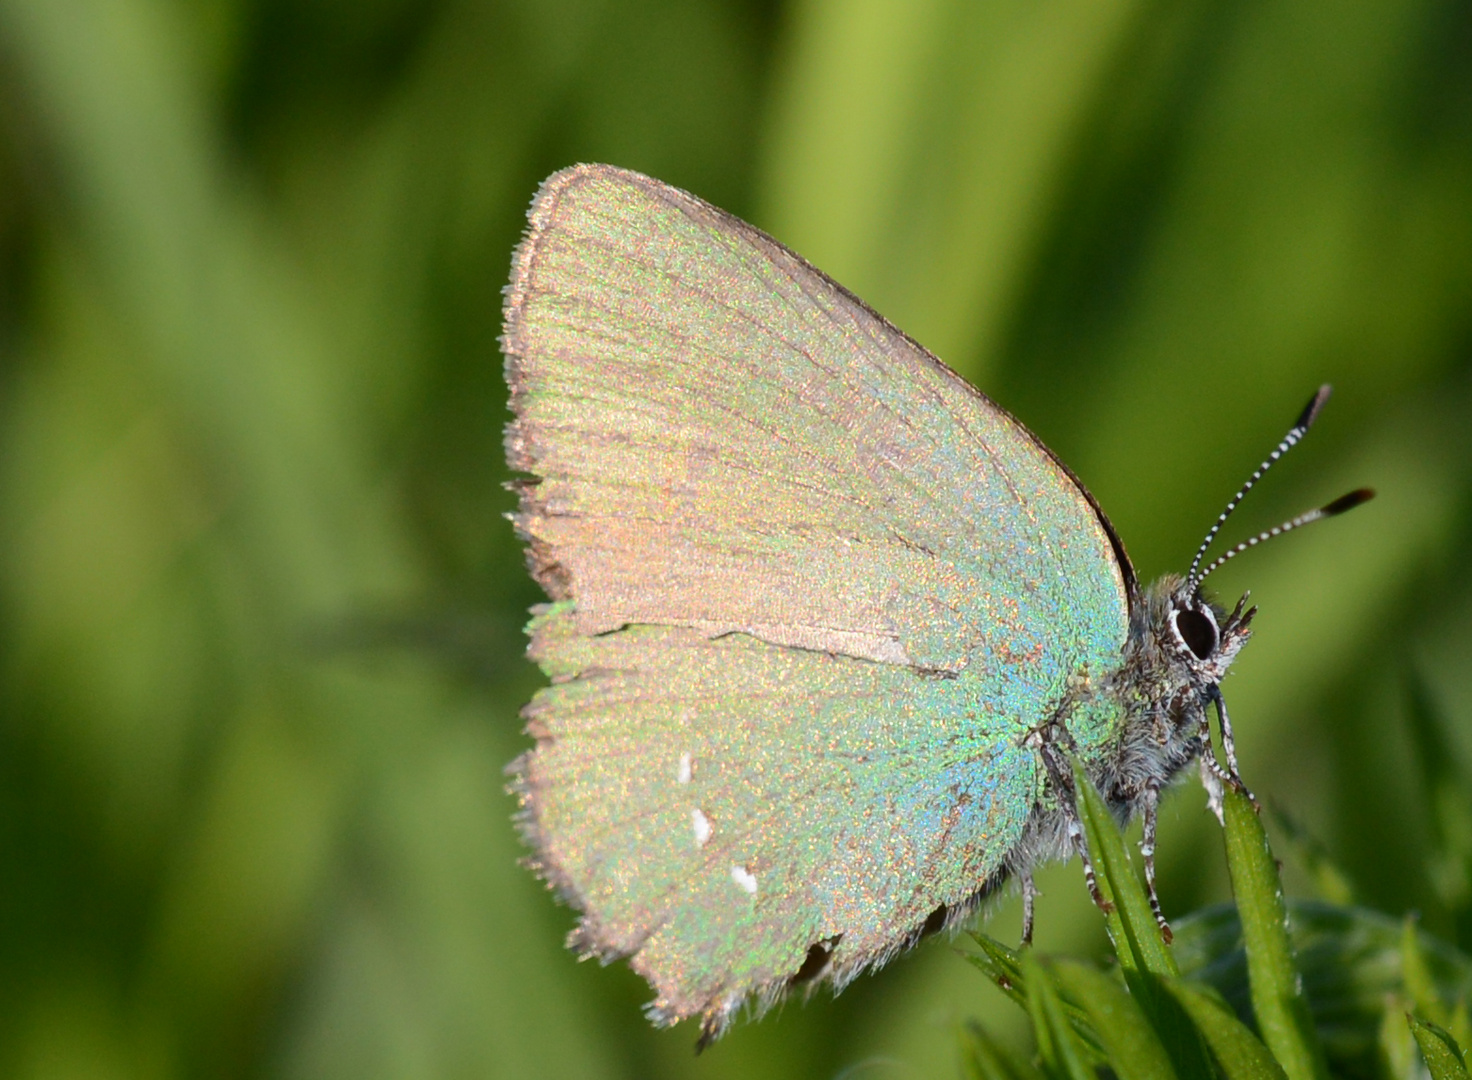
[1024,949,1099,1080]
[1409,1018,1469,1080]
[1222,785,1331,1080]
[1163,979,1287,1080]
[1072,759,1215,1078]
[1405,672,1472,946]
[1051,958,1179,1080]
[966,771,1472,1079]
[1071,759,1180,982]
[0,1,1469,1078]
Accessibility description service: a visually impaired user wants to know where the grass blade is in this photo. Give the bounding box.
[1023,949,1094,1080]
[1410,1016,1470,1080]
[1072,762,1214,1079]
[1050,958,1178,1080]
[1165,978,1289,1080]
[961,1020,1045,1080]
[1071,760,1176,978]
[965,935,1103,1056]
[1221,784,1330,1080]
[965,932,1029,1010]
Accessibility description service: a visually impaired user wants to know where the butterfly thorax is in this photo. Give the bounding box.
[1006,573,1252,885]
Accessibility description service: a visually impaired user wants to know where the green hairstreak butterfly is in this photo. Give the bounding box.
[502,164,1371,1044]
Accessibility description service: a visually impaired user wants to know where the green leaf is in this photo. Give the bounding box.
[963,935,1104,1061]
[1071,759,1177,979]
[1023,949,1094,1080]
[965,932,1029,1010]
[1164,978,1289,1080]
[1050,958,1178,1080]
[1072,763,1214,1079]
[1174,900,1472,1079]
[961,1020,1045,1080]
[1410,1015,1470,1080]
[1221,783,1330,1080]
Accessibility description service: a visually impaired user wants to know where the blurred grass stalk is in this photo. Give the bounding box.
[0,0,616,1075]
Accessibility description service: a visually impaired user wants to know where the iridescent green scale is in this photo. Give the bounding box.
[505,165,1135,1037]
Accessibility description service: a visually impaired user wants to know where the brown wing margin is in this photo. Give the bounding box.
[503,163,1140,617]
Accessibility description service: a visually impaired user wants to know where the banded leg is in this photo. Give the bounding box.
[1208,685,1258,806]
[1199,753,1226,825]
[1198,711,1238,788]
[1068,816,1112,914]
[1020,873,1038,945]
[1209,684,1242,776]
[1039,741,1113,915]
[1139,780,1173,943]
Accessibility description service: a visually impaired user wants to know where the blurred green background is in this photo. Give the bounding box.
[0,0,1469,1077]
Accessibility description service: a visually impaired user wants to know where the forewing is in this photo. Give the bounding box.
[505,165,1130,676]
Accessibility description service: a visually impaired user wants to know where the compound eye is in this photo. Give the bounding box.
[1173,606,1218,660]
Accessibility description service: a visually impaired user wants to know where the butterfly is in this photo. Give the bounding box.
[502,163,1370,1045]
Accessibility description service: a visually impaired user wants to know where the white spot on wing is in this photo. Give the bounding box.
[730,864,757,895]
[691,808,712,848]
[677,752,692,784]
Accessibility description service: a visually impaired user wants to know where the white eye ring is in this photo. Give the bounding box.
[1170,603,1219,661]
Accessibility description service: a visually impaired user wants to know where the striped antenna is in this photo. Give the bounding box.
[1192,488,1375,586]
[1186,385,1333,589]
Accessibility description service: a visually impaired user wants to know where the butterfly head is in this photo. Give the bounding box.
[1122,575,1250,754]
[1161,581,1254,690]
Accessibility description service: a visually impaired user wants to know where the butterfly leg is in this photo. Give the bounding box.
[1020,873,1037,945]
[1068,816,1112,914]
[1206,685,1257,806]
[1199,753,1226,825]
[1038,740,1113,916]
[1197,707,1238,789]
[1139,780,1173,944]
[1209,684,1241,775]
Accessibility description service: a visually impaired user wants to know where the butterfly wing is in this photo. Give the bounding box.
[504,164,1131,1034]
